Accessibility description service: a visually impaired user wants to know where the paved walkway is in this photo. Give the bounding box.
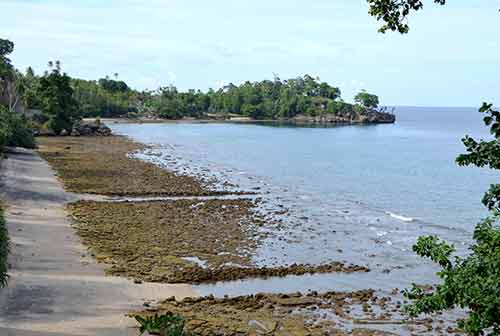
[0,148,195,336]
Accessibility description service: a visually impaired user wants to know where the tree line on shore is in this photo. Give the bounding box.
[28,64,382,122]
[1,37,386,137]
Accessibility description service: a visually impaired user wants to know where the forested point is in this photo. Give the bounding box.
[26,69,395,124]
[3,35,395,139]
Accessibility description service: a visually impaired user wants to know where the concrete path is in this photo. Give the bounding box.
[0,148,196,336]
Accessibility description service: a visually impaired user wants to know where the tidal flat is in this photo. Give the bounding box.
[69,199,368,284]
[37,136,221,196]
[36,133,465,335]
[133,289,462,335]
[38,136,368,284]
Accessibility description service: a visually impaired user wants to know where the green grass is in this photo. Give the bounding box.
[135,312,186,336]
[0,203,9,287]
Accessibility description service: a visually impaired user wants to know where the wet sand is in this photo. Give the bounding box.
[0,148,196,336]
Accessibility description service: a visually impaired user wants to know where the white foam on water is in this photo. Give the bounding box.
[385,211,414,222]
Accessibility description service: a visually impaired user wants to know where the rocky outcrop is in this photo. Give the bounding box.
[71,121,112,136]
[34,121,112,137]
[357,111,396,124]
[291,111,396,124]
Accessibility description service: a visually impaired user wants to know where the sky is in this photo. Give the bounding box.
[1,0,500,106]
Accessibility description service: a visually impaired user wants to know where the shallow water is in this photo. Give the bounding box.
[110,106,497,295]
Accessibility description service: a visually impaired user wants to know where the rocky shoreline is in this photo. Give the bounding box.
[97,110,396,126]
[291,111,396,124]
[38,136,224,196]
[38,135,370,285]
[35,131,463,335]
[133,289,457,335]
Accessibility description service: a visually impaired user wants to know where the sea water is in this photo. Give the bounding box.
[110,106,497,294]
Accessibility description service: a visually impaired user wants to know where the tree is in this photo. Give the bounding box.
[98,77,129,93]
[368,0,446,33]
[0,38,14,78]
[38,61,80,134]
[157,98,183,119]
[24,67,42,109]
[367,2,500,334]
[354,90,379,109]
[4,70,25,113]
[0,39,35,149]
[0,39,24,113]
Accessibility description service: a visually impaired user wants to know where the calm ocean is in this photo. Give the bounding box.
[110,106,497,295]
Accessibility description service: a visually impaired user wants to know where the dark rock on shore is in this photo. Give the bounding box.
[291,111,395,124]
[35,121,112,137]
[71,121,112,136]
[132,289,410,335]
[358,111,396,123]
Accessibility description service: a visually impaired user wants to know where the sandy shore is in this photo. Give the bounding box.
[0,148,196,336]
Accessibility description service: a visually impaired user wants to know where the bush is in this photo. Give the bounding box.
[38,66,80,134]
[0,204,9,287]
[7,113,35,149]
[0,106,13,150]
[404,218,500,335]
[135,312,186,336]
[0,105,36,150]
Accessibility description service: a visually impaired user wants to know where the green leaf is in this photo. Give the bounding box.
[479,102,493,113]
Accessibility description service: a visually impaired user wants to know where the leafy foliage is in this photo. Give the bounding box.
[66,74,378,120]
[37,63,80,134]
[142,75,373,120]
[72,77,138,118]
[0,105,12,150]
[0,204,9,288]
[457,103,500,213]
[7,112,35,148]
[0,40,35,149]
[135,312,186,336]
[367,0,446,33]
[0,38,14,78]
[404,215,500,335]
[354,90,379,110]
[98,77,129,93]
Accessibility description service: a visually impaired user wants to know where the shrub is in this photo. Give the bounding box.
[404,217,500,335]
[0,106,13,150]
[0,204,9,287]
[135,312,186,336]
[0,105,35,150]
[7,113,35,149]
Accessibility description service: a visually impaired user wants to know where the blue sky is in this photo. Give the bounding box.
[1,0,499,106]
